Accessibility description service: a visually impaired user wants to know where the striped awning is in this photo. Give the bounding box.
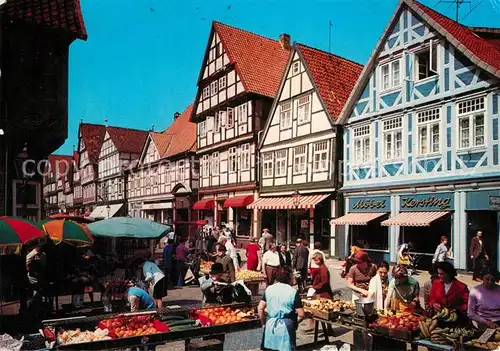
[330,212,387,226]
[247,194,329,210]
[381,211,450,227]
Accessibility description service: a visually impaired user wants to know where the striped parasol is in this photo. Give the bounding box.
[40,219,93,246]
[0,216,46,246]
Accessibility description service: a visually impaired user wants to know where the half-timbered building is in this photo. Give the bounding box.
[42,154,72,217]
[78,123,106,216]
[250,43,362,255]
[127,105,199,238]
[336,0,500,270]
[72,151,83,215]
[91,126,148,219]
[191,21,290,240]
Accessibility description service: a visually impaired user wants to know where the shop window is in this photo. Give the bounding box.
[352,125,371,165]
[313,141,328,172]
[280,102,292,129]
[380,59,401,91]
[212,152,219,176]
[275,150,287,177]
[383,117,403,161]
[228,147,237,173]
[297,95,311,124]
[293,145,307,174]
[457,97,485,149]
[241,144,250,170]
[417,108,440,155]
[415,41,438,81]
[263,153,273,178]
[350,219,389,251]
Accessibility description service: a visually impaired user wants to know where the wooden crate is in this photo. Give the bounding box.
[303,306,337,321]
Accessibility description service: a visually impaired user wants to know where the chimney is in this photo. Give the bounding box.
[174,112,181,120]
[279,33,291,50]
[150,124,155,132]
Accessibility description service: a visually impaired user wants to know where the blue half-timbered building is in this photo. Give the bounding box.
[334,0,500,270]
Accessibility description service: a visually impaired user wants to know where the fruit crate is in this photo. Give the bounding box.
[304,306,338,321]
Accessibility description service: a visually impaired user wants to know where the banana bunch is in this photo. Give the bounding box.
[432,307,458,323]
[467,332,500,350]
[420,319,475,345]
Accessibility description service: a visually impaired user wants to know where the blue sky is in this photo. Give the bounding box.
[57,0,500,155]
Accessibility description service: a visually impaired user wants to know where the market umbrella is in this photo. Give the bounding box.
[87,217,171,239]
[47,214,95,224]
[0,216,46,246]
[40,219,93,246]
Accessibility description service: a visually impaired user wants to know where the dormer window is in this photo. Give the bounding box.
[380,59,401,92]
[415,41,438,81]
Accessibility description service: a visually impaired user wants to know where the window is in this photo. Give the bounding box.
[297,95,311,124]
[210,81,218,96]
[228,147,237,173]
[203,86,210,99]
[383,117,403,160]
[237,103,247,124]
[202,155,210,177]
[352,125,371,164]
[457,97,485,149]
[227,108,234,128]
[313,141,328,171]
[263,153,273,178]
[199,121,207,137]
[293,145,307,174]
[214,112,220,132]
[417,108,441,155]
[219,76,226,89]
[292,61,300,74]
[415,41,438,81]
[380,59,401,91]
[177,161,185,182]
[280,102,292,129]
[275,150,287,176]
[241,144,250,170]
[212,152,219,176]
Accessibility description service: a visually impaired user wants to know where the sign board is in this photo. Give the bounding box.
[348,196,391,212]
[300,219,309,229]
[477,329,496,343]
[489,196,500,211]
[399,193,453,211]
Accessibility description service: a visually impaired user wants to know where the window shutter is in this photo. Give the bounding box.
[220,111,226,126]
[430,40,438,73]
[207,116,214,131]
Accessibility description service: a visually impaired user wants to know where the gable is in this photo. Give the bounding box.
[98,131,117,159]
[202,32,231,80]
[140,135,160,165]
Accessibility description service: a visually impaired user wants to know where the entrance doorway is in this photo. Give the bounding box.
[467,211,498,271]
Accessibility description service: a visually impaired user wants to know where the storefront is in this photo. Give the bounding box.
[332,196,391,263]
[141,201,173,223]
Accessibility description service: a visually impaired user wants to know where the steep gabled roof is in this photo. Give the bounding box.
[338,0,500,124]
[6,0,88,40]
[150,133,174,158]
[207,22,290,98]
[163,104,196,157]
[106,126,149,155]
[297,44,363,120]
[79,123,106,164]
[48,154,73,180]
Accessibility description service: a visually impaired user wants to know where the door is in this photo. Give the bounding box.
[467,211,498,271]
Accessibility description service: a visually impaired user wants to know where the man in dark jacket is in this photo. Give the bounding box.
[279,244,292,268]
[293,239,309,293]
[215,245,236,283]
[470,231,489,281]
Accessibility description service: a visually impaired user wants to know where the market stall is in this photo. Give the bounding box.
[37,302,261,350]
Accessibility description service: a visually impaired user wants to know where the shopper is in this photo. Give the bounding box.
[468,267,500,328]
[245,238,260,271]
[346,250,376,301]
[432,236,449,264]
[293,239,309,293]
[200,263,232,304]
[309,242,326,277]
[311,253,332,299]
[423,264,439,311]
[215,245,236,283]
[175,238,190,286]
[368,261,390,310]
[128,284,155,312]
[263,244,280,285]
[397,242,413,266]
[278,244,292,268]
[258,268,304,350]
[219,236,240,272]
[429,261,469,314]
[470,231,490,281]
[163,239,175,286]
[141,254,166,308]
[385,264,420,311]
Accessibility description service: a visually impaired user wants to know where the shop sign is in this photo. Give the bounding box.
[489,196,500,211]
[301,220,309,229]
[400,193,453,211]
[349,196,390,212]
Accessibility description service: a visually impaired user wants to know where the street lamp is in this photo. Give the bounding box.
[106,204,111,218]
[292,189,301,209]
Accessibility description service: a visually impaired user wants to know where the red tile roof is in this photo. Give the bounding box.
[107,126,149,155]
[297,44,363,120]
[150,133,174,158]
[72,151,79,167]
[48,154,73,179]
[79,123,106,164]
[6,0,87,40]
[212,22,290,98]
[412,0,500,77]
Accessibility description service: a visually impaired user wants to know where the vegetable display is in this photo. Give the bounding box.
[235,270,263,280]
[369,313,424,332]
[57,328,111,345]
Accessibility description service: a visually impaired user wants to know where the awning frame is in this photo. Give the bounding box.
[223,195,254,208]
[330,212,387,226]
[247,194,329,210]
[381,211,451,227]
